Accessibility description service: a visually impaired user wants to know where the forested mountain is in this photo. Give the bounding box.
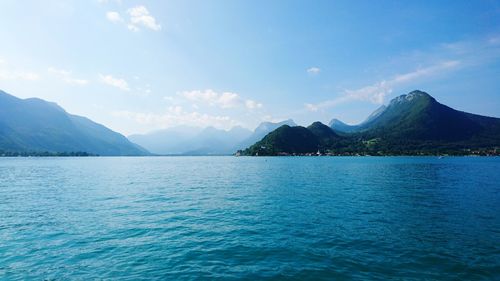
[242,91,500,156]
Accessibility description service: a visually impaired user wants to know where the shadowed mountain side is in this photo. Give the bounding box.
[307,121,341,148]
[359,91,497,141]
[242,125,320,155]
[0,90,149,156]
[242,91,500,156]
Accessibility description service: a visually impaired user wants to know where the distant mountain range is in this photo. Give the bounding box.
[130,125,252,155]
[242,90,500,156]
[0,90,148,156]
[2,89,499,156]
[129,119,296,155]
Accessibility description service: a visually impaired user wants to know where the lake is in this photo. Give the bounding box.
[0,156,499,280]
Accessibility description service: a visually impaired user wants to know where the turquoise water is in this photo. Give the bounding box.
[0,156,499,280]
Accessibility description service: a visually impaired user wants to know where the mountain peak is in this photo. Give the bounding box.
[390,90,434,106]
[255,119,296,133]
[328,118,346,127]
[307,121,338,139]
[243,125,320,155]
[309,121,326,127]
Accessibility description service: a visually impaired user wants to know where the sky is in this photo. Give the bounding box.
[0,0,500,135]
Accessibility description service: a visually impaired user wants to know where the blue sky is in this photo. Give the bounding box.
[1,0,499,135]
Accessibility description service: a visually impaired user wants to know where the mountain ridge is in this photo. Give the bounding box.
[0,90,149,156]
[242,90,500,156]
[130,119,297,155]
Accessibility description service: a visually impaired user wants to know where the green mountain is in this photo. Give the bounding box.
[0,90,149,156]
[307,121,341,148]
[236,119,297,150]
[361,91,497,138]
[242,90,500,156]
[243,125,319,155]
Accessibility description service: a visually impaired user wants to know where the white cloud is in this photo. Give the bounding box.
[0,58,40,81]
[127,24,139,32]
[112,108,240,131]
[303,34,500,112]
[181,89,218,104]
[106,11,123,23]
[127,6,161,31]
[305,60,460,111]
[98,0,122,4]
[134,84,152,97]
[305,103,319,112]
[307,67,321,75]
[179,89,263,110]
[0,70,40,81]
[168,105,183,114]
[15,72,39,80]
[163,95,175,102]
[245,99,263,110]
[105,5,160,32]
[217,92,240,108]
[48,67,88,85]
[99,74,130,91]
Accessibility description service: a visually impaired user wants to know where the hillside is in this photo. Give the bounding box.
[242,91,500,156]
[242,125,322,156]
[236,119,297,150]
[0,90,148,156]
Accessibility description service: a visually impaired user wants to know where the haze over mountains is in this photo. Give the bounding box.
[129,119,296,155]
[0,90,299,156]
[0,90,148,156]
[243,90,500,156]
[0,89,498,156]
[130,126,252,155]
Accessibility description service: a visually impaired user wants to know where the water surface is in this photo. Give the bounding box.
[0,156,499,280]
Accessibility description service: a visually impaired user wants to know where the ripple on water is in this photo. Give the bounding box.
[0,156,499,280]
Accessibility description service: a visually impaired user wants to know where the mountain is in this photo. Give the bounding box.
[129,126,202,155]
[361,105,387,126]
[328,119,359,133]
[307,121,341,148]
[0,90,148,156]
[329,90,500,144]
[236,119,296,150]
[182,126,252,155]
[130,119,297,155]
[129,125,252,155]
[243,125,320,156]
[360,91,495,141]
[329,105,386,133]
[243,90,500,156]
